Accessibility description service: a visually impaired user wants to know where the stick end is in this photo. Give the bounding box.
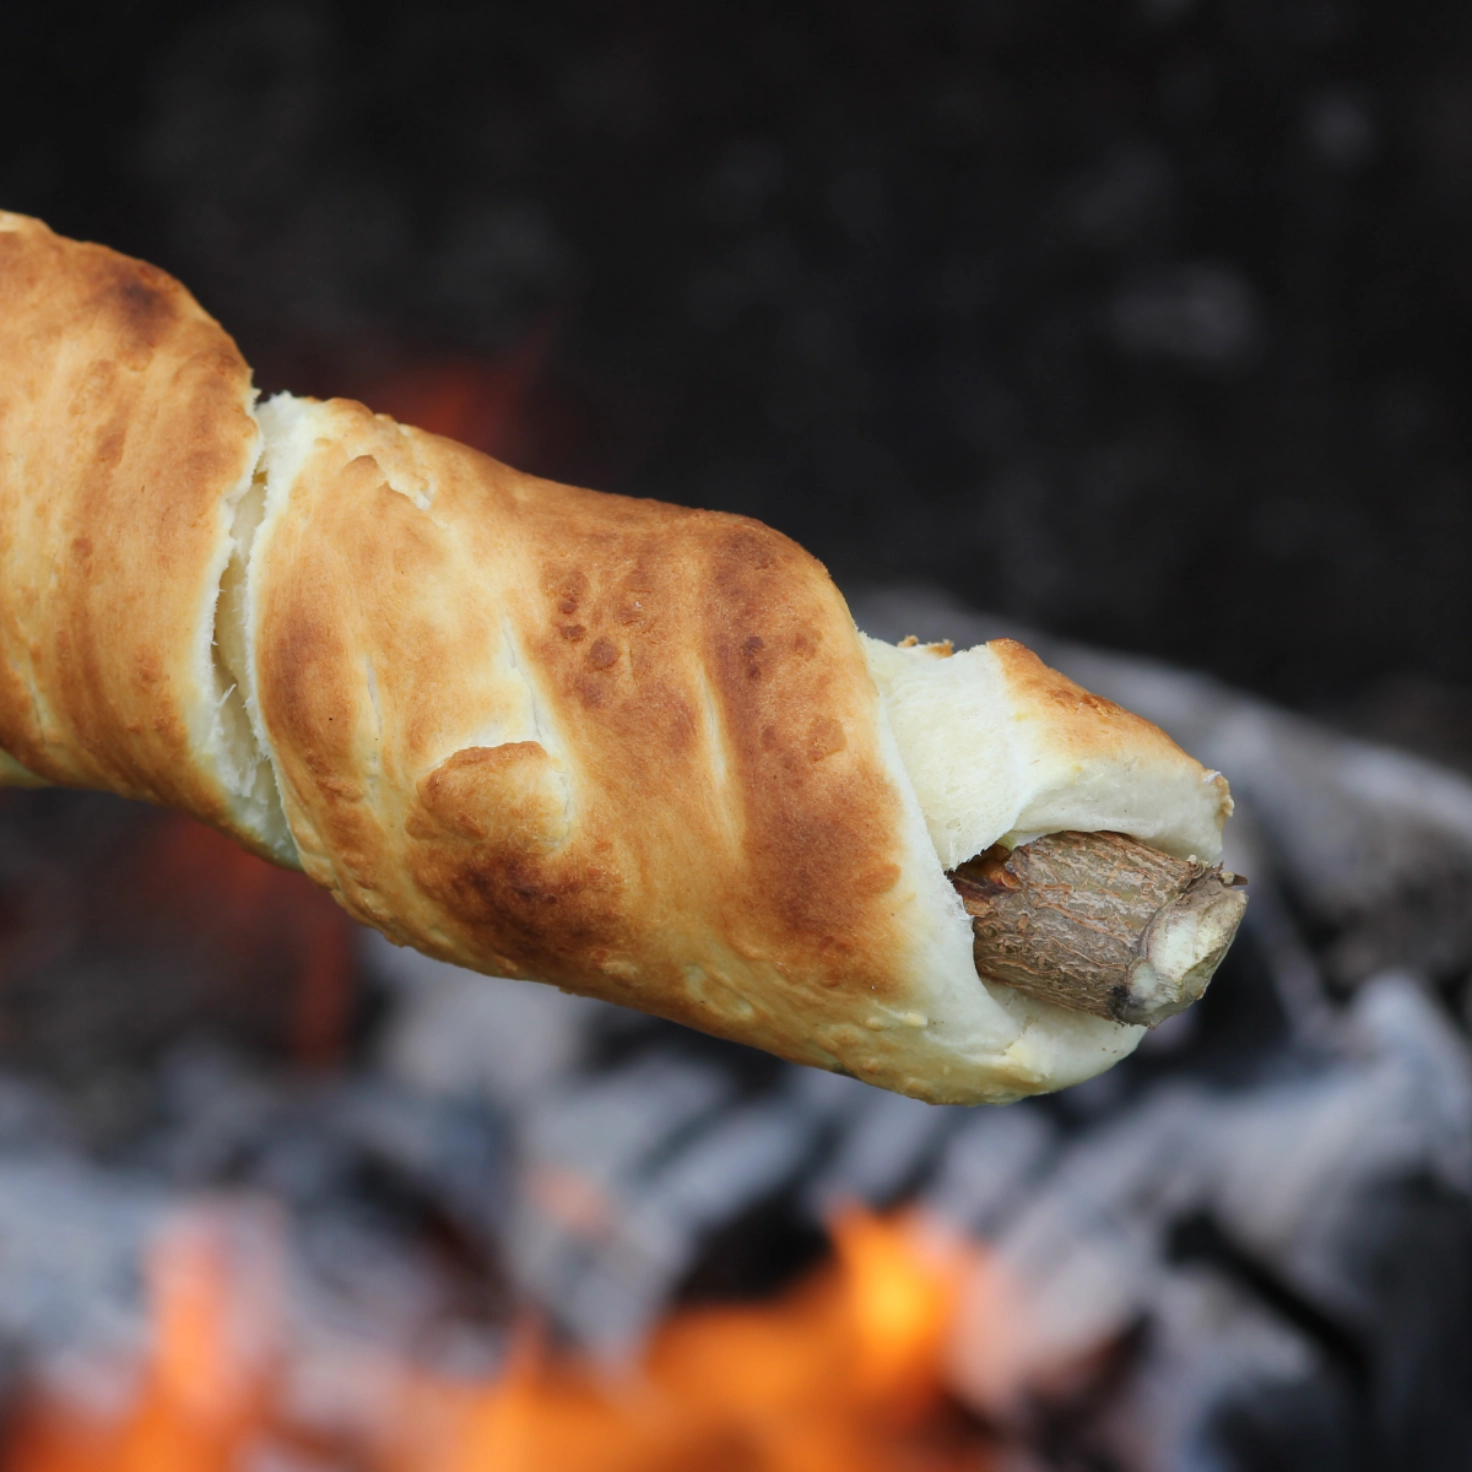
[1115,876,1249,1027]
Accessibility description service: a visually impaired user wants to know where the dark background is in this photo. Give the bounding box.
[6,0,1472,722]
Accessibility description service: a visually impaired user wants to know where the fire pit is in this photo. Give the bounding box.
[0,586,1469,1470]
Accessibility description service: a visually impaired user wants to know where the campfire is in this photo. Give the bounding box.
[5,1200,986,1471]
[1,581,1471,1468]
[6,0,1472,1460]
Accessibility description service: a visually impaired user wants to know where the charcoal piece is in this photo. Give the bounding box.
[369,935,607,1105]
[803,1083,969,1217]
[1202,1374,1371,1472]
[505,1058,861,1347]
[1166,1211,1369,1389]
[922,1103,1057,1238]
[1350,1175,1472,1471]
[672,1190,830,1308]
[0,1155,166,1356]
[0,792,372,1092]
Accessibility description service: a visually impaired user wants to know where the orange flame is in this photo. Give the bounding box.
[121,814,359,1070]
[6,1204,283,1472]
[5,1204,991,1472]
[364,325,554,463]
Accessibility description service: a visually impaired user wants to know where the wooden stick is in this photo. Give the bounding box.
[949,831,1248,1027]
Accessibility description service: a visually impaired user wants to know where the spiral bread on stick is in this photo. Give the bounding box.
[0,213,1239,1104]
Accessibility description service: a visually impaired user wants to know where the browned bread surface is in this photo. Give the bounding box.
[249,396,943,1080]
[0,213,270,849]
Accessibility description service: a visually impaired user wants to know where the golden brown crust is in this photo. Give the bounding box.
[250,399,934,1074]
[990,638,1205,786]
[990,637,1232,856]
[0,212,263,840]
[0,215,1237,1102]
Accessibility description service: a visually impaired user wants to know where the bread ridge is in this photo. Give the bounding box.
[0,211,291,859]
[861,634,1231,869]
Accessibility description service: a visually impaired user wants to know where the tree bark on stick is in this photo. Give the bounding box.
[949,831,1248,1027]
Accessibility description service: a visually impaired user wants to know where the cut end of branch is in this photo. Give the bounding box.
[950,831,1248,1028]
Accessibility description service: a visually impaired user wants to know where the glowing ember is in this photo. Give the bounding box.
[5,1204,285,1472]
[125,815,359,1069]
[4,1204,992,1471]
[364,327,553,464]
